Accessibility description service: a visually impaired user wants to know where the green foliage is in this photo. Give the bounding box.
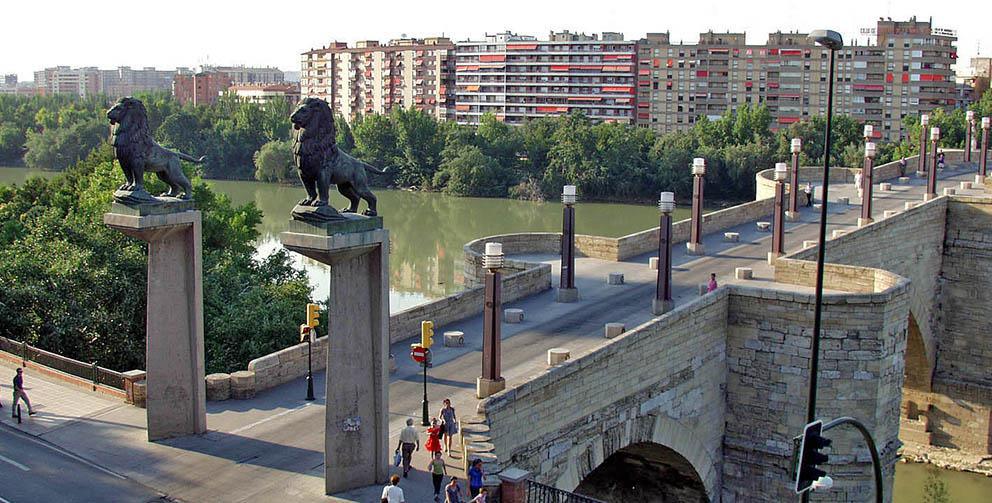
[922,468,951,503]
[0,145,311,373]
[24,118,107,171]
[0,124,26,161]
[433,144,510,197]
[253,140,296,184]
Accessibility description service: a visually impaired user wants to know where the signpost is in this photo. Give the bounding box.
[412,320,434,426]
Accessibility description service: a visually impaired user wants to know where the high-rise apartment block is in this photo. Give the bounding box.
[300,37,456,120]
[201,65,285,85]
[303,18,957,142]
[34,66,101,97]
[100,66,184,97]
[172,71,233,106]
[453,31,637,125]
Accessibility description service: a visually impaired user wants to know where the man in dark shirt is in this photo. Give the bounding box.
[12,368,35,417]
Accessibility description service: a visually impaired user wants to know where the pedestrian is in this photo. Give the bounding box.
[381,474,405,503]
[937,151,945,170]
[468,459,484,498]
[427,450,447,501]
[438,398,458,455]
[706,273,718,293]
[445,476,464,503]
[804,183,813,207]
[11,368,35,417]
[395,418,419,478]
[425,417,442,455]
[898,157,907,177]
[854,170,864,200]
[469,487,489,503]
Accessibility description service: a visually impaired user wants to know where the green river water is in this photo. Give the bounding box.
[2,165,990,500]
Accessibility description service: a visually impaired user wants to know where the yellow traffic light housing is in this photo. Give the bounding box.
[421,320,434,349]
[306,303,320,328]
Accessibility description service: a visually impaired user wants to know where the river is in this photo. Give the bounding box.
[3,164,991,499]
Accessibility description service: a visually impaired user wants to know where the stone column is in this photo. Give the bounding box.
[787,138,802,221]
[478,243,505,399]
[104,204,206,441]
[280,217,389,495]
[687,157,706,255]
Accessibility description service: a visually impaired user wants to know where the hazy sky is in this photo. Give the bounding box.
[2,0,985,81]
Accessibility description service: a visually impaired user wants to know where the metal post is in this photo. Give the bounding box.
[770,163,787,264]
[965,112,973,163]
[478,242,505,399]
[561,204,575,290]
[687,158,706,255]
[421,353,429,426]
[653,192,675,315]
[980,118,990,183]
[305,330,315,401]
[927,129,939,200]
[822,417,884,503]
[788,139,802,220]
[918,115,929,176]
[859,143,876,226]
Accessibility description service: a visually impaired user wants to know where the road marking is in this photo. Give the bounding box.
[229,402,314,435]
[0,494,13,503]
[0,453,29,471]
[5,431,125,480]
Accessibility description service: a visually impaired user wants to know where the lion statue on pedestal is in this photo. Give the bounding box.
[290,97,388,217]
[107,97,204,201]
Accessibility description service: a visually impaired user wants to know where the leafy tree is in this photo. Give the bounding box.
[391,107,443,188]
[433,144,509,197]
[253,140,296,183]
[335,114,355,152]
[24,118,107,171]
[353,113,400,175]
[476,113,522,170]
[0,124,26,161]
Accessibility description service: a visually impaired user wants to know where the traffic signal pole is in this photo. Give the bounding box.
[421,353,429,426]
[419,320,434,426]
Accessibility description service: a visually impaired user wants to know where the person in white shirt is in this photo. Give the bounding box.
[396,418,420,477]
[854,171,864,201]
[382,475,405,503]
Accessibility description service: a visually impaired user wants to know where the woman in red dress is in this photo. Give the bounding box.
[425,417,442,454]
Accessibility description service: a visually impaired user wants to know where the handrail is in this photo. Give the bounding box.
[0,335,127,390]
[526,480,606,503]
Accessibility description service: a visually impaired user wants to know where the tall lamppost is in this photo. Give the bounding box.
[557,185,579,303]
[787,138,802,221]
[477,242,505,399]
[918,114,929,176]
[980,117,990,184]
[653,192,675,315]
[965,110,975,163]
[687,157,706,255]
[859,142,877,227]
[926,127,940,201]
[769,162,787,264]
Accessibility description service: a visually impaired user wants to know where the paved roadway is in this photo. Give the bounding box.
[1,163,983,503]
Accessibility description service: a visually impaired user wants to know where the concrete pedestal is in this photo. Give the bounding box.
[604,322,626,338]
[280,217,389,495]
[785,211,800,222]
[652,298,674,315]
[444,331,465,347]
[735,267,753,280]
[648,257,659,270]
[477,377,505,399]
[857,217,873,227]
[547,348,570,366]
[923,193,936,201]
[503,309,524,323]
[686,242,705,255]
[104,206,206,441]
[976,175,985,185]
[766,252,782,265]
[556,287,579,303]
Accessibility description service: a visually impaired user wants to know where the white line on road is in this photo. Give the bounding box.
[5,431,125,480]
[229,402,315,435]
[0,453,29,471]
[0,494,13,503]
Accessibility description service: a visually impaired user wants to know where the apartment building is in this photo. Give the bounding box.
[454,31,637,125]
[300,37,456,120]
[636,17,957,142]
[172,71,233,106]
[228,83,301,106]
[34,66,101,97]
[100,66,184,97]
[202,65,285,85]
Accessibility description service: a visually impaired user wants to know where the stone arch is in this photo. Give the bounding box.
[573,441,708,502]
[904,312,933,392]
[557,415,719,502]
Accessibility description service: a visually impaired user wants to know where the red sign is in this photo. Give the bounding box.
[410,345,427,363]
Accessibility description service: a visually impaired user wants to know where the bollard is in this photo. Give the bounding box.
[883,210,900,218]
[604,323,626,339]
[904,202,918,211]
[735,267,753,280]
[756,221,771,231]
[504,309,524,323]
[803,240,818,248]
[723,232,740,242]
[205,373,231,401]
[831,229,848,239]
[648,257,659,270]
[444,331,466,347]
[547,348,570,366]
[607,272,624,285]
[898,176,910,184]
[879,182,892,191]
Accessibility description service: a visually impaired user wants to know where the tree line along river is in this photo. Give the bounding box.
[2,165,990,500]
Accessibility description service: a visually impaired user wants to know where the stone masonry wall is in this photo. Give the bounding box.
[478,291,730,500]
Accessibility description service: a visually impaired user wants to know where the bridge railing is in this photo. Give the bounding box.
[526,480,606,503]
[0,335,127,391]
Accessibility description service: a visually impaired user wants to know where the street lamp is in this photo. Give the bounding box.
[918,114,929,176]
[787,138,802,220]
[980,117,990,184]
[859,142,877,227]
[769,162,788,264]
[863,124,874,142]
[966,110,975,163]
[687,157,706,255]
[926,127,940,200]
[558,185,579,303]
[653,191,675,315]
[477,242,505,399]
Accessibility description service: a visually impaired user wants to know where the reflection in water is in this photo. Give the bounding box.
[894,462,992,503]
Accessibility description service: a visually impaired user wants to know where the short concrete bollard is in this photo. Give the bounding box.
[960,181,972,190]
[698,284,708,295]
[444,331,465,347]
[976,175,986,185]
[604,323,626,339]
[723,232,740,242]
[756,221,771,231]
[879,182,892,191]
[831,229,848,239]
[904,202,918,211]
[883,210,900,219]
[649,257,659,270]
[803,240,818,248]
[836,196,849,205]
[205,373,231,401]
[547,348,570,366]
[735,267,753,280]
[898,177,911,184]
[229,370,256,400]
[132,381,147,408]
[943,187,956,196]
[504,309,524,323]
[607,272,624,285]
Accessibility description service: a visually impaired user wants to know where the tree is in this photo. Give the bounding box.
[24,118,107,171]
[432,143,509,197]
[391,107,443,188]
[253,140,296,183]
[0,124,26,161]
[352,113,400,179]
[335,114,355,152]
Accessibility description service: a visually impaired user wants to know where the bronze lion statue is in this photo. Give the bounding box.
[107,97,204,200]
[291,97,387,216]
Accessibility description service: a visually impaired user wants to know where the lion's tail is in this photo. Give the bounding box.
[362,161,388,175]
[178,152,207,164]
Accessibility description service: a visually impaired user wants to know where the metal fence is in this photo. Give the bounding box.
[527,481,606,503]
[0,336,127,390]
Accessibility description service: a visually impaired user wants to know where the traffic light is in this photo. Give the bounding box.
[795,420,831,494]
[421,320,435,349]
[306,303,320,329]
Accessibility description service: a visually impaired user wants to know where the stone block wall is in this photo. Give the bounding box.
[463,233,559,286]
[249,336,329,391]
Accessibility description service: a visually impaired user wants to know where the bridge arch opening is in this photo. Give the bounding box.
[904,312,932,392]
[573,441,708,503]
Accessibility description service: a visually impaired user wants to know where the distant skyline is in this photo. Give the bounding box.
[3,0,986,82]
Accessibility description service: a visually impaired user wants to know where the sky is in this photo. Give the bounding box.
[2,0,985,82]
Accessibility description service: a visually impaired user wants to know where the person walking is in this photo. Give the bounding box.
[706,273,718,293]
[937,151,945,170]
[445,476,464,503]
[804,183,814,207]
[438,398,458,455]
[381,474,405,503]
[396,418,420,478]
[469,487,489,503]
[854,170,864,200]
[427,451,447,501]
[898,157,907,177]
[468,459,484,498]
[11,368,35,417]
[425,417,442,456]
